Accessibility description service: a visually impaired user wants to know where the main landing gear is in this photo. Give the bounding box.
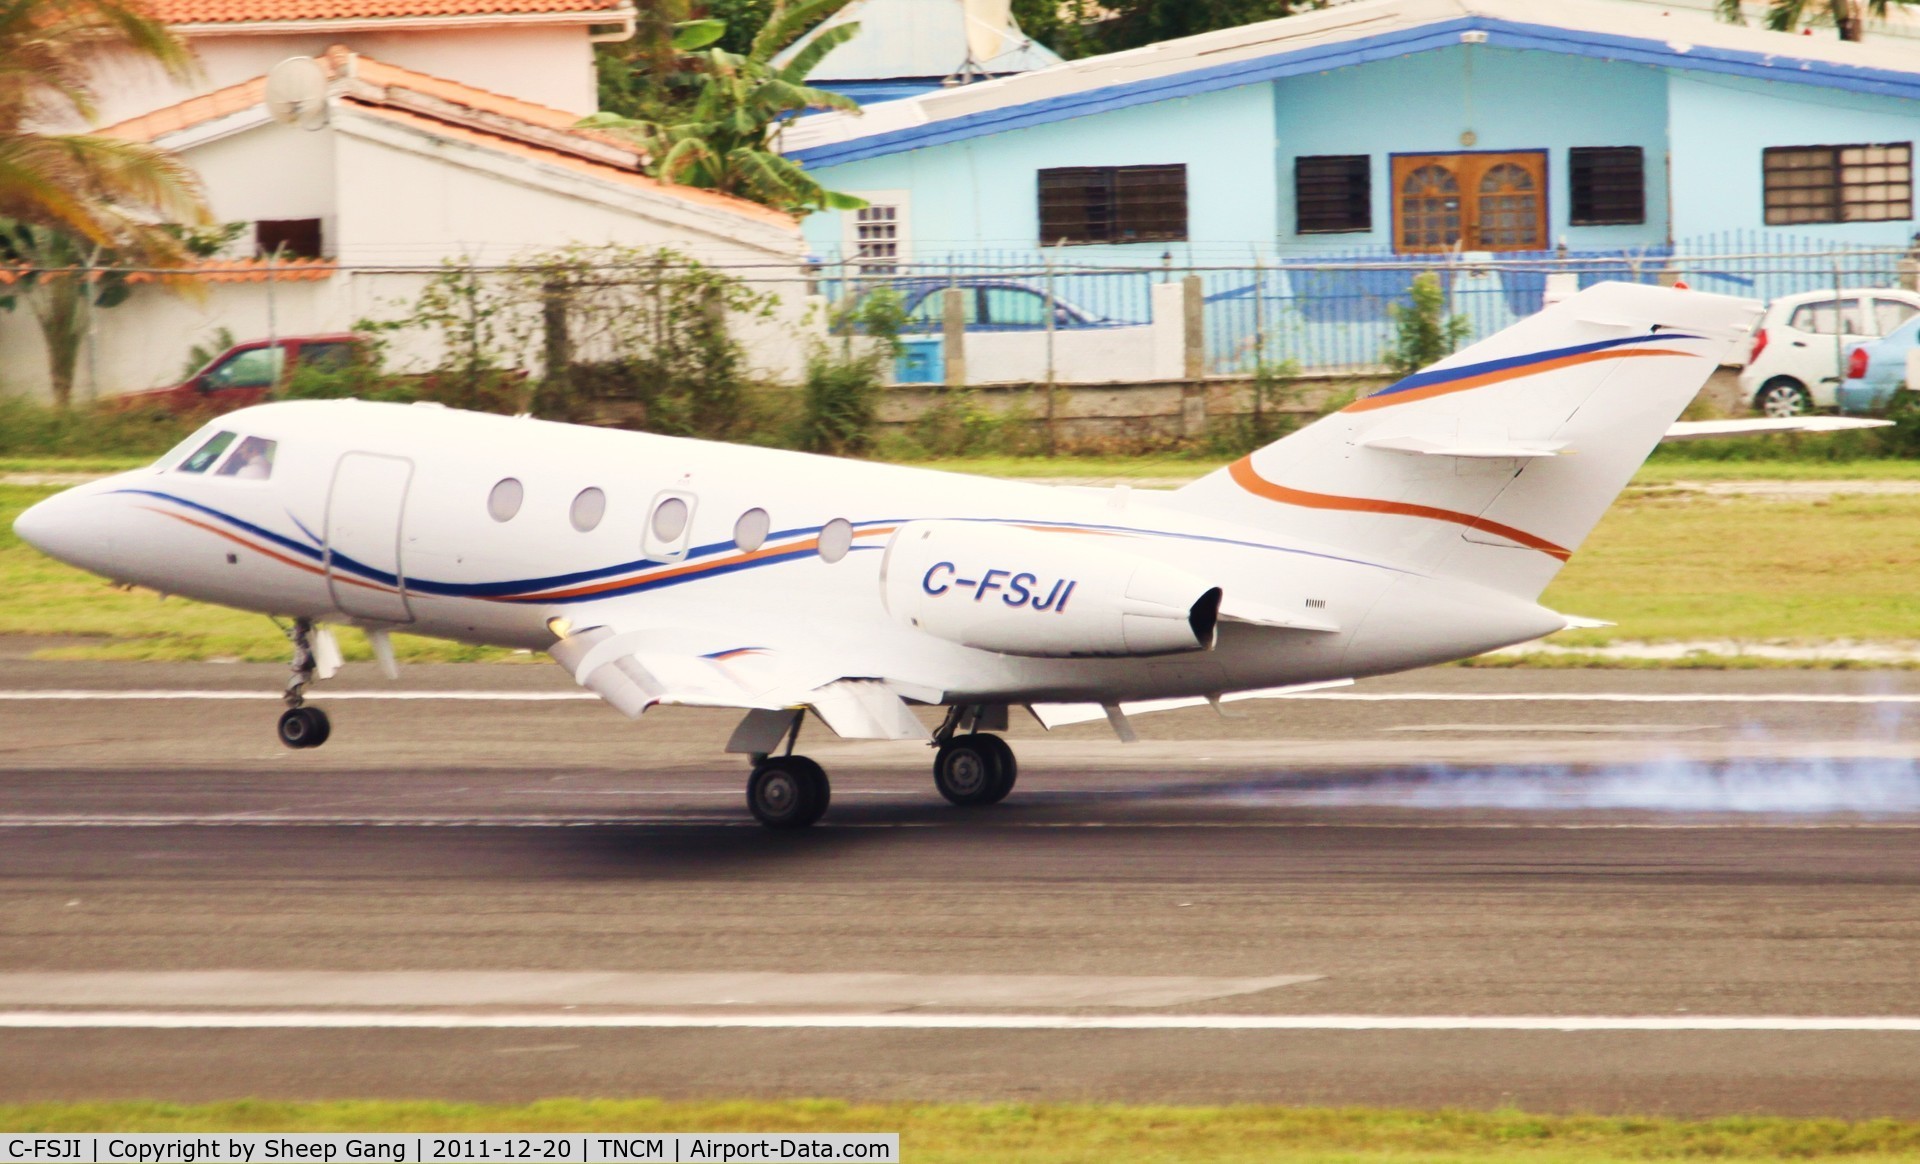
[746,713,829,829]
[277,616,331,750]
[932,731,1017,807]
[739,706,1022,829]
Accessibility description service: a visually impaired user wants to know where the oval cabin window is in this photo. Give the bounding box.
[488,478,524,522]
[570,487,606,532]
[734,508,770,552]
[651,496,689,542]
[818,518,853,563]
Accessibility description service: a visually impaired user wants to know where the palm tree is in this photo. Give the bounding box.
[0,0,211,250]
[0,0,215,406]
[1716,0,1917,41]
[583,0,868,213]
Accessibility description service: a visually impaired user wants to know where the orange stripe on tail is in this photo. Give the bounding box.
[1226,459,1572,562]
[1343,348,1692,414]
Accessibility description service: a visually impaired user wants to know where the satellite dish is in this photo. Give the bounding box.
[962,0,1013,65]
[265,56,328,130]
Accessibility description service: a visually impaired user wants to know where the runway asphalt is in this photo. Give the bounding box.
[1,656,1917,1117]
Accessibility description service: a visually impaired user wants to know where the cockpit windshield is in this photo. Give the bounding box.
[214,436,276,479]
[172,431,276,479]
[177,431,236,473]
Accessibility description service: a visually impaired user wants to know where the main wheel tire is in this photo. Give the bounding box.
[1756,377,1811,418]
[277,706,329,749]
[974,734,1018,804]
[748,756,828,829]
[934,734,1008,806]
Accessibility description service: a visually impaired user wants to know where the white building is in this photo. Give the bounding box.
[0,2,809,402]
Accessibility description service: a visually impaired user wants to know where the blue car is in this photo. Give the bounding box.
[853,279,1139,333]
[1836,314,1920,414]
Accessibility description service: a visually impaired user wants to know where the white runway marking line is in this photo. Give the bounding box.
[0,971,1320,1010]
[6,690,1920,704]
[1,1012,1918,1032]
[0,816,1916,830]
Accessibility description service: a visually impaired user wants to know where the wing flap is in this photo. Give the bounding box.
[550,625,929,740]
[1030,679,1355,729]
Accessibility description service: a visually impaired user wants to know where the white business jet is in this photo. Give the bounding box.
[13,284,1830,827]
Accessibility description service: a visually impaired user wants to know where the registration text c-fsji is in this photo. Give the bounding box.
[2,1138,898,1164]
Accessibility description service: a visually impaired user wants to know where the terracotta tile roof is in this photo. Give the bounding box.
[100,47,623,149]
[96,50,797,232]
[155,0,626,24]
[349,102,798,229]
[103,75,268,142]
[0,259,337,284]
[340,47,597,136]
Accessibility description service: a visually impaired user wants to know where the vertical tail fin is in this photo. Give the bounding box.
[1165,283,1759,601]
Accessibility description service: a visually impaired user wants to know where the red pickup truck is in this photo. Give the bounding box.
[120,334,361,414]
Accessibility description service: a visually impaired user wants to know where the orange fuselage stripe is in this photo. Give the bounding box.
[144,508,400,592]
[1225,459,1572,561]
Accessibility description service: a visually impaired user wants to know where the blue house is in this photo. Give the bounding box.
[780,0,1920,370]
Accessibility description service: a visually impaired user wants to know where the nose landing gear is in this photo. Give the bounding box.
[277,617,332,750]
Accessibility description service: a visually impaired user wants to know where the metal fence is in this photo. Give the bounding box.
[814,233,1918,380]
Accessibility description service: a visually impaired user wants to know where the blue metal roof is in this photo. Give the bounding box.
[787,14,1920,168]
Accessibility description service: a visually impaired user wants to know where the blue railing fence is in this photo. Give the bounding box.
[811,234,1913,377]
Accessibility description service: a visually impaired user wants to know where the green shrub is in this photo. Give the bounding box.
[0,396,196,457]
[794,288,908,455]
[1384,271,1470,377]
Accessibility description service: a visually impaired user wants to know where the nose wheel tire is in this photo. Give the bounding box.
[748,756,830,829]
[277,706,331,749]
[935,733,1017,806]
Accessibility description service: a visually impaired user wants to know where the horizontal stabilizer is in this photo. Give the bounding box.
[1558,614,1616,630]
[1362,435,1567,459]
[1663,417,1892,441]
[1029,678,1355,729]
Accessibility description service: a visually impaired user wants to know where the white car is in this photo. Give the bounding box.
[1738,287,1920,416]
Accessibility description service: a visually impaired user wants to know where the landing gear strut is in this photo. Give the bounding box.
[277,617,331,750]
[746,713,828,829]
[931,707,1017,807]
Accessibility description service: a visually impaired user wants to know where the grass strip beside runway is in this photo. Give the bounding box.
[2,1101,1917,1162]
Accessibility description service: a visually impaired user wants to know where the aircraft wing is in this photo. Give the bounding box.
[548,623,932,742]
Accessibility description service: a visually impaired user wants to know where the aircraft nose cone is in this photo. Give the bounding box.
[12,494,62,556]
[12,488,119,575]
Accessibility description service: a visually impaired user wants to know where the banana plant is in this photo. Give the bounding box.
[582,0,868,213]
[1715,0,1916,40]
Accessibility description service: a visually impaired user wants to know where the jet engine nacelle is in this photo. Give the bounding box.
[879,520,1221,657]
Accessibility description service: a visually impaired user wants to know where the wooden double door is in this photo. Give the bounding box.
[1393,150,1547,253]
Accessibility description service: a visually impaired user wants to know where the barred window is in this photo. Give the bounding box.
[1295,155,1371,234]
[1569,147,1645,226]
[853,204,900,272]
[1764,143,1912,225]
[1038,165,1187,245]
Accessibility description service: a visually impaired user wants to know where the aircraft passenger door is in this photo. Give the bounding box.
[325,452,415,624]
